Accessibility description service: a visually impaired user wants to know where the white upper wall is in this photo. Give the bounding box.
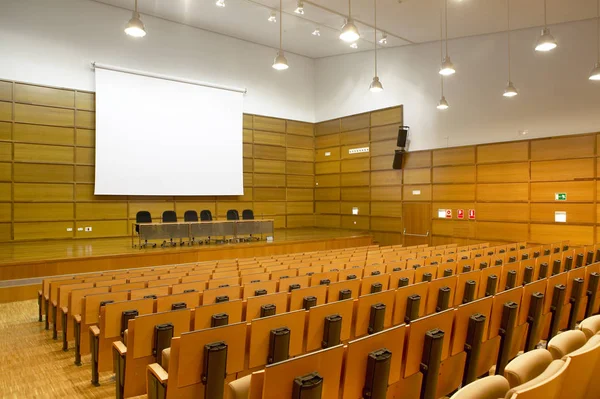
[0,0,316,122]
[315,19,600,150]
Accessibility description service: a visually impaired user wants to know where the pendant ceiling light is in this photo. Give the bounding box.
[340,0,360,42]
[369,0,383,92]
[590,0,600,80]
[272,0,289,70]
[535,0,557,52]
[439,0,455,76]
[295,1,305,14]
[124,0,146,38]
[437,11,449,109]
[503,0,518,97]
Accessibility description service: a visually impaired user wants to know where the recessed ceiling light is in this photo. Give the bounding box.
[519,129,529,136]
[350,42,358,49]
[378,33,387,45]
[268,11,277,23]
[295,1,304,14]
[216,0,225,8]
[312,28,321,36]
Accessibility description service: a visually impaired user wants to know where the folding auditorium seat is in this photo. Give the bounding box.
[556,334,600,399]
[546,329,587,359]
[502,349,567,398]
[578,314,600,339]
[449,375,509,399]
[227,209,240,220]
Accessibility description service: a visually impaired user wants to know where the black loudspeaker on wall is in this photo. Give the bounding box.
[392,150,404,170]
[392,126,409,170]
[397,126,409,148]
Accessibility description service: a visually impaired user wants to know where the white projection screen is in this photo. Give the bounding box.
[94,67,244,196]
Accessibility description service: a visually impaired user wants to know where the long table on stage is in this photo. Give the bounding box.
[132,220,275,247]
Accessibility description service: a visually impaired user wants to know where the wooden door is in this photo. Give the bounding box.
[402,203,431,246]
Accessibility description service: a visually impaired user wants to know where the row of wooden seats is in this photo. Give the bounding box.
[66,242,535,369]
[135,248,598,398]
[42,241,498,344]
[450,314,600,399]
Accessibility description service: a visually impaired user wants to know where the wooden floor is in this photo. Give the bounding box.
[0,300,123,398]
[0,228,369,265]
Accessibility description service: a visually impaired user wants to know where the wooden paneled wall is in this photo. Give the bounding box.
[0,80,314,241]
[315,108,600,246]
[314,106,403,244]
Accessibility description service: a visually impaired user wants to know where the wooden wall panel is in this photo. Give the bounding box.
[316,134,340,149]
[477,162,529,182]
[254,159,285,174]
[13,163,73,183]
[371,202,402,217]
[432,220,475,237]
[315,174,340,188]
[0,182,12,200]
[403,151,431,169]
[370,186,401,202]
[286,202,313,214]
[14,124,74,146]
[76,203,127,220]
[341,215,370,230]
[316,161,340,175]
[14,104,74,126]
[475,203,529,222]
[315,215,341,228]
[530,181,594,202]
[476,222,529,241]
[0,81,12,101]
[477,183,529,202]
[0,163,11,181]
[253,131,286,146]
[432,147,475,166]
[530,204,595,224]
[432,166,475,183]
[530,224,594,245]
[14,143,73,163]
[286,215,314,228]
[370,217,402,232]
[287,189,314,201]
[14,183,73,202]
[315,202,340,214]
[14,84,74,108]
[0,121,10,140]
[371,155,394,171]
[315,188,340,201]
[341,187,370,201]
[371,170,401,186]
[75,220,128,238]
[0,203,10,222]
[403,185,432,201]
[253,116,285,133]
[432,184,476,201]
[370,107,402,127]
[530,159,594,181]
[477,141,529,163]
[340,172,369,187]
[287,161,313,176]
[287,175,314,188]
[286,121,313,136]
[341,129,369,145]
[341,158,370,173]
[0,142,11,161]
[341,113,370,131]
[316,147,340,162]
[340,202,370,215]
[14,203,73,221]
[14,222,74,240]
[531,135,595,160]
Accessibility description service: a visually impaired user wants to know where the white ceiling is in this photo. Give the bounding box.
[93,0,599,58]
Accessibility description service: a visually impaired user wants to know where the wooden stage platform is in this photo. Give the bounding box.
[0,228,372,302]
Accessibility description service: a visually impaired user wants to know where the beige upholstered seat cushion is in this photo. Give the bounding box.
[449,375,509,399]
[161,348,171,373]
[227,375,252,399]
[563,334,600,358]
[578,315,600,339]
[504,359,565,399]
[503,349,553,388]
[123,329,128,346]
[547,330,587,359]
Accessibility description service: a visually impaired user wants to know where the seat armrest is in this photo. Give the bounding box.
[113,340,127,356]
[148,363,169,384]
[74,314,81,324]
[38,290,42,296]
[52,300,57,307]
[90,325,100,337]
[61,306,68,315]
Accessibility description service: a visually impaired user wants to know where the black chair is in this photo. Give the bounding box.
[135,211,156,248]
[199,210,213,244]
[242,209,259,241]
[184,211,198,245]
[200,210,213,221]
[161,211,178,247]
[227,210,240,220]
[184,210,198,222]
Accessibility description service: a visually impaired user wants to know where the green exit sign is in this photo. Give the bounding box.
[555,193,567,201]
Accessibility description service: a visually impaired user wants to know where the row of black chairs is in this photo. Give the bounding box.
[135,209,255,225]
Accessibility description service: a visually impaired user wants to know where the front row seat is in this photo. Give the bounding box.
[449,375,509,399]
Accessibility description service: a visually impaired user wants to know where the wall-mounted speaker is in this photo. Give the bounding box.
[392,150,404,170]
[397,126,409,148]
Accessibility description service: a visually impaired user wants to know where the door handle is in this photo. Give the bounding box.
[403,229,429,237]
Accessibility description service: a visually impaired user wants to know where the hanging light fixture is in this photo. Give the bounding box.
[437,10,449,109]
[272,0,289,70]
[268,11,277,23]
[379,33,387,45]
[439,0,455,76]
[503,0,518,97]
[124,0,146,38]
[535,0,557,52]
[340,0,360,42]
[590,0,600,80]
[312,28,321,36]
[216,0,226,7]
[370,0,383,92]
[295,1,305,14]
[350,42,358,49]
